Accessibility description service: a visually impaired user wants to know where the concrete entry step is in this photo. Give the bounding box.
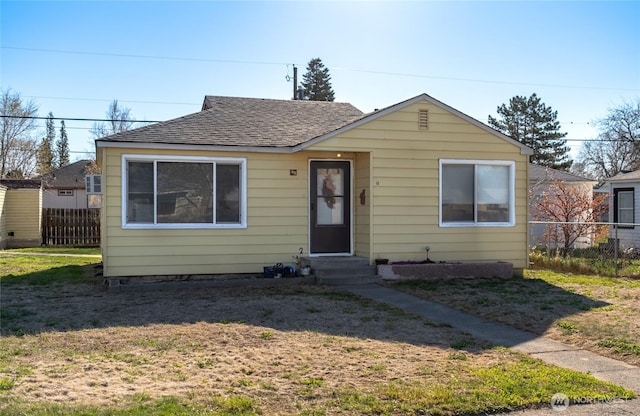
[300,256,379,286]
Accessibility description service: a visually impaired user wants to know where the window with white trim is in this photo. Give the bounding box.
[614,188,634,228]
[440,159,515,226]
[122,155,246,228]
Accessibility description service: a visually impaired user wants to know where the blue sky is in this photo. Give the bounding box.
[1,1,639,161]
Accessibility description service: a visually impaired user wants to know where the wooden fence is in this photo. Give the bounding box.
[42,208,100,246]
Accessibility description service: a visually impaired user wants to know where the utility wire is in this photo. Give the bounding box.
[5,45,638,92]
[3,116,634,143]
[3,46,290,66]
[24,95,199,106]
[0,115,158,123]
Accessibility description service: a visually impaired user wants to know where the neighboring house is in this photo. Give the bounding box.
[528,164,599,249]
[38,160,96,209]
[95,93,533,279]
[0,179,43,248]
[604,169,640,248]
[0,183,7,249]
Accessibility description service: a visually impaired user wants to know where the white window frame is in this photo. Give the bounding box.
[58,189,74,196]
[614,188,634,228]
[86,174,102,194]
[439,159,515,227]
[121,154,247,229]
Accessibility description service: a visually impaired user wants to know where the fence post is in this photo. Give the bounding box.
[614,224,619,277]
[546,223,551,259]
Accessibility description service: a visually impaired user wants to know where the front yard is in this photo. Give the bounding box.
[388,269,640,367]
[0,252,635,415]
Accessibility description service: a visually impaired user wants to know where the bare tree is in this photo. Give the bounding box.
[0,88,39,178]
[90,99,135,139]
[576,100,640,179]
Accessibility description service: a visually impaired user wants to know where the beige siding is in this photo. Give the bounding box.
[43,188,88,209]
[354,152,371,257]
[0,185,6,249]
[5,188,42,248]
[101,148,342,277]
[100,98,529,277]
[309,100,529,268]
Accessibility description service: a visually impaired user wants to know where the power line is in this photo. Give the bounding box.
[3,116,632,143]
[334,67,639,92]
[24,95,199,106]
[3,46,290,66]
[6,45,639,92]
[0,115,158,123]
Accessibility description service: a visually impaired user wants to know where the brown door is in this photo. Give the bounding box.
[310,160,351,254]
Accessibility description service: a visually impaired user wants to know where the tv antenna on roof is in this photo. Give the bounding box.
[286,64,300,100]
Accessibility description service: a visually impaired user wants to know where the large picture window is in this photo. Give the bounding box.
[122,155,246,228]
[440,159,515,226]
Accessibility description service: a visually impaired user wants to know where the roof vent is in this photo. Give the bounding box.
[418,109,429,130]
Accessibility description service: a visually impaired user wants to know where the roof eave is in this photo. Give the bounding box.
[96,140,296,153]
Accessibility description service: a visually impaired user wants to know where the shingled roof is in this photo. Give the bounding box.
[604,169,640,183]
[529,164,596,183]
[38,159,93,189]
[0,179,42,189]
[97,96,364,148]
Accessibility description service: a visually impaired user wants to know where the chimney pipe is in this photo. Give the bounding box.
[292,65,297,100]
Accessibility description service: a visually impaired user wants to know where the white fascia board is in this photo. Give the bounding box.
[96,140,295,154]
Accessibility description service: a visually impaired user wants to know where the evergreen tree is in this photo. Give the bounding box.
[301,58,335,101]
[488,93,571,170]
[37,112,56,174]
[56,120,70,168]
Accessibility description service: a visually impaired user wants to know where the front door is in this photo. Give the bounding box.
[310,160,351,254]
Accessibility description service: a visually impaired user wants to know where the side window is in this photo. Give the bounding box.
[440,160,514,226]
[614,188,634,228]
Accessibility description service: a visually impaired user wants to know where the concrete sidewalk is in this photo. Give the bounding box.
[343,283,640,414]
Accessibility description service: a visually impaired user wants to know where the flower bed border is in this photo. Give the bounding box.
[378,262,514,280]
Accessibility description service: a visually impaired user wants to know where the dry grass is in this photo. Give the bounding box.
[388,269,640,367]
[0,256,634,414]
[0,278,482,409]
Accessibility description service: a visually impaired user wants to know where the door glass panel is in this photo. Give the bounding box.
[316,168,344,225]
[618,191,634,224]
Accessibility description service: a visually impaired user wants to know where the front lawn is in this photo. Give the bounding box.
[388,269,640,367]
[0,253,634,415]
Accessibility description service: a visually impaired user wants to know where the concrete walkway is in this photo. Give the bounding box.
[343,283,640,415]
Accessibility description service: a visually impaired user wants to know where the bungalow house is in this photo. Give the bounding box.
[528,164,599,249]
[38,159,98,209]
[95,93,533,280]
[603,169,640,248]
